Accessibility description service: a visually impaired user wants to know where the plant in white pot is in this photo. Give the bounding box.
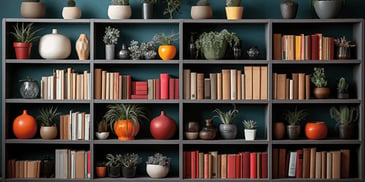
[191,0,213,19]
[62,0,81,19]
[95,119,109,140]
[37,106,60,140]
[213,104,238,139]
[20,0,46,18]
[103,26,120,60]
[146,153,170,178]
[242,119,257,140]
[108,0,132,19]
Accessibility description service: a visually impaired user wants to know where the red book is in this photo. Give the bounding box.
[130,94,148,99]
[169,78,175,100]
[250,153,257,179]
[196,151,199,179]
[155,79,160,100]
[204,153,209,179]
[261,152,268,178]
[183,151,186,178]
[227,154,236,178]
[311,34,319,60]
[174,78,179,99]
[242,152,250,178]
[134,81,148,86]
[87,151,91,178]
[160,73,169,99]
[296,150,303,178]
[191,151,196,179]
[134,90,148,95]
[235,154,241,178]
[127,75,131,99]
[329,37,334,60]
[278,148,287,178]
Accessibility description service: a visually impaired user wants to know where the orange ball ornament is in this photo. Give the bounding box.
[13,110,38,139]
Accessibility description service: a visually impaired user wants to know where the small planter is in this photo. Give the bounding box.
[95,132,110,140]
[105,44,115,60]
[142,3,154,19]
[108,5,132,19]
[96,166,107,178]
[40,126,58,139]
[13,42,32,59]
[313,87,330,99]
[244,129,256,141]
[20,2,45,18]
[280,0,298,19]
[108,166,121,178]
[146,164,169,178]
[62,7,81,19]
[287,125,300,140]
[219,124,237,139]
[337,91,349,99]
[122,166,137,178]
[338,124,353,139]
[191,6,213,19]
[225,7,244,20]
[273,122,285,140]
[202,44,227,60]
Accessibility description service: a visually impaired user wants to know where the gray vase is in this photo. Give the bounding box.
[143,3,154,19]
[118,43,130,59]
[219,124,237,139]
[105,44,115,60]
[287,125,301,139]
[280,0,298,19]
[313,0,343,19]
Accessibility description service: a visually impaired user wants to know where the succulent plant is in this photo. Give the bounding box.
[226,0,241,7]
[120,153,142,168]
[311,67,328,88]
[242,120,257,129]
[10,23,40,43]
[112,0,129,5]
[152,32,178,45]
[67,0,76,7]
[213,104,239,125]
[105,153,122,168]
[103,26,120,45]
[283,107,308,126]
[329,105,359,126]
[337,77,349,93]
[146,153,170,167]
[196,0,209,6]
[37,106,60,127]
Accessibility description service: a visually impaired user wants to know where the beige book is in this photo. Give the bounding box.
[190,72,197,100]
[183,69,191,99]
[217,73,222,100]
[230,69,237,100]
[252,66,261,100]
[315,152,321,179]
[101,70,106,100]
[236,70,242,100]
[241,74,245,100]
[221,154,227,178]
[305,74,311,100]
[326,152,332,179]
[260,66,267,100]
[222,69,231,100]
[210,73,217,100]
[204,78,211,99]
[197,73,204,100]
[310,147,316,178]
[209,151,218,178]
[277,74,286,100]
[244,66,253,99]
[148,79,154,100]
[331,151,341,179]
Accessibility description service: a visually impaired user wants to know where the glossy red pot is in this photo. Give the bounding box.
[150,111,176,139]
[305,121,328,140]
[13,110,38,139]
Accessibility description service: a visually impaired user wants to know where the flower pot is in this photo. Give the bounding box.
[39,29,71,59]
[202,42,227,60]
[305,122,328,140]
[108,166,121,178]
[142,3,154,19]
[287,125,300,139]
[150,111,176,139]
[337,46,350,59]
[244,129,256,141]
[122,166,137,178]
[313,87,330,99]
[158,45,176,61]
[114,119,140,140]
[13,110,38,139]
[13,42,32,59]
[280,0,298,19]
[225,6,244,20]
[146,164,169,178]
[191,6,213,19]
[313,0,343,19]
[273,122,285,140]
[184,132,199,140]
[20,2,45,18]
[338,124,353,139]
[75,34,89,60]
[108,5,132,19]
[96,166,107,178]
[40,126,58,139]
[337,91,349,99]
[105,44,115,60]
[19,79,39,99]
[219,124,237,139]
[62,7,81,19]
[95,132,110,140]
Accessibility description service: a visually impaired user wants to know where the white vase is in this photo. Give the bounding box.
[108,5,132,19]
[62,7,82,19]
[244,129,256,141]
[39,29,71,59]
[146,164,169,178]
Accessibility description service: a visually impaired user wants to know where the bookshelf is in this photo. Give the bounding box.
[2,18,364,181]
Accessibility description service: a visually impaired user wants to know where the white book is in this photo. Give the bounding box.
[61,69,65,100]
[106,72,110,100]
[59,149,64,178]
[77,112,83,140]
[190,72,197,100]
[56,70,61,100]
[288,151,297,177]
[326,152,332,179]
[67,68,72,100]
[289,79,293,100]
[84,113,90,140]
[230,69,237,100]
[241,74,245,100]
[71,112,78,141]
[47,76,52,100]
[71,150,76,179]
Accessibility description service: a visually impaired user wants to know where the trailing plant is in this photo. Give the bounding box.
[120,153,142,168]
[11,23,40,43]
[337,77,349,93]
[283,107,308,126]
[152,32,178,45]
[146,153,170,167]
[163,0,181,19]
[213,104,239,125]
[128,40,156,60]
[334,36,356,48]
[105,153,122,168]
[111,0,129,5]
[311,67,328,88]
[97,119,108,132]
[196,0,209,6]
[67,0,76,7]
[242,120,257,129]
[37,106,60,127]
[329,105,359,126]
[103,26,120,45]
[226,0,241,7]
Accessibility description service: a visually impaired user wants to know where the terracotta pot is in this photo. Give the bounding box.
[75,34,89,60]
[338,124,353,139]
[191,6,213,19]
[96,166,106,178]
[13,110,38,139]
[273,122,285,140]
[113,119,140,140]
[225,7,244,20]
[305,122,328,140]
[13,42,32,59]
[40,125,58,139]
[62,7,81,19]
[313,87,330,99]
[158,45,176,61]
[20,2,45,18]
[150,111,176,139]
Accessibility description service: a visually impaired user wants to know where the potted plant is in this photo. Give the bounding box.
[312,0,344,19]
[20,0,45,18]
[128,40,156,60]
[311,67,330,99]
[62,0,81,19]
[329,105,359,139]
[95,161,107,178]
[108,0,132,19]
[105,153,122,177]
[213,104,238,139]
[195,29,240,60]
[19,76,40,99]
[37,106,60,140]
[152,32,178,61]
[283,107,308,139]
[163,0,181,19]
[141,0,158,19]
[191,0,213,19]
[225,0,244,20]
[334,36,356,59]
[95,119,109,140]
[337,77,349,99]
[146,153,170,178]
[280,0,298,19]
[120,153,142,178]
[242,119,257,140]
[103,26,120,60]
[103,104,147,140]
[10,23,40,59]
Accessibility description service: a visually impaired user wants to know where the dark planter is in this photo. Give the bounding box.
[142,3,154,19]
[338,124,353,139]
[273,122,285,140]
[219,124,237,139]
[287,125,300,139]
[108,166,121,178]
[313,0,343,19]
[280,0,298,19]
[122,166,137,178]
[337,91,349,99]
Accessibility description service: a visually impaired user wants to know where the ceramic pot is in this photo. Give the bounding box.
[313,87,330,99]
[273,122,285,140]
[313,0,343,19]
[199,119,216,140]
[114,119,140,140]
[13,42,32,59]
[143,3,154,19]
[19,80,39,99]
[13,110,37,139]
[225,7,244,20]
[75,34,89,60]
[287,125,300,139]
[305,122,328,140]
[39,29,71,59]
[105,44,115,60]
[158,45,176,61]
[108,5,132,19]
[40,126,58,139]
[280,0,298,19]
[244,129,256,140]
[184,132,199,140]
[191,6,213,19]
[186,121,200,132]
[202,41,227,60]
[118,43,130,59]
[20,2,45,18]
[219,124,237,139]
[41,155,54,177]
[233,42,242,59]
[122,166,137,178]
[62,7,81,19]
[338,124,353,139]
[95,132,110,140]
[96,166,107,178]
[108,166,121,178]
[144,50,157,60]
[150,111,176,139]
[146,164,169,178]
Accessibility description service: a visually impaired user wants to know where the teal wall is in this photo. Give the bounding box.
[1,0,365,177]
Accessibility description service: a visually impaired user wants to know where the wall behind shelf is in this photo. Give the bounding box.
[1,0,365,177]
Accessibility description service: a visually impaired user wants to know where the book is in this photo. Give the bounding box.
[260,66,267,100]
[183,69,191,99]
[273,33,282,60]
[230,69,237,100]
[221,154,227,178]
[190,72,197,100]
[197,73,204,100]
[310,147,316,178]
[210,73,217,100]
[169,78,175,100]
[272,148,279,179]
[222,69,231,100]
[204,78,211,99]
[321,151,326,179]
[326,152,332,179]
[296,150,303,178]
[209,151,218,178]
[332,151,341,179]
[242,152,250,178]
[250,152,257,179]
[261,152,268,178]
[160,73,169,100]
[315,151,321,179]
[252,66,261,100]
[340,149,350,178]
[236,70,242,100]
[244,66,253,99]
[288,151,297,177]
[227,154,236,178]
[217,73,222,100]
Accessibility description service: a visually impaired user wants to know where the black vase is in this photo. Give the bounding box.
[189,32,197,59]
[143,3,154,19]
[41,155,54,178]
[118,43,130,59]
[233,40,242,59]
[280,0,298,19]
[122,166,137,178]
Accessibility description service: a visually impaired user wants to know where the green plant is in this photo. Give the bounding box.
[103,26,120,45]
[213,104,239,125]
[105,153,122,167]
[283,107,308,126]
[128,40,156,60]
[242,120,256,129]
[226,0,241,6]
[334,36,356,48]
[152,32,178,45]
[111,0,129,5]
[163,0,181,19]
[311,67,328,88]
[120,153,142,168]
[196,0,210,6]
[10,23,40,43]
[329,105,359,126]
[67,0,76,7]
[146,153,170,167]
[337,77,349,93]
[37,106,60,126]
[19,76,35,83]
[97,119,108,132]
[103,104,147,133]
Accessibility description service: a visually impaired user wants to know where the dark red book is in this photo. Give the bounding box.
[160,73,169,99]
[191,151,196,179]
[174,78,179,99]
[250,152,257,179]
[242,152,250,178]
[272,148,279,179]
[196,151,199,179]
[186,151,191,178]
[330,37,334,60]
[311,34,319,60]
[227,154,236,178]
[155,79,160,100]
[127,75,132,99]
[134,90,148,95]
[169,78,175,100]
[183,151,186,178]
[261,152,268,178]
[278,148,287,178]
[130,94,148,99]
[235,154,241,178]
[296,149,303,178]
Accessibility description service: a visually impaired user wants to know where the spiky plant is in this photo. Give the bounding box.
[337,77,349,93]
[242,120,256,129]
[146,153,170,167]
[213,104,239,125]
[283,107,308,126]
[329,105,359,126]
[37,106,60,126]
[67,0,76,7]
[226,0,241,7]
[120,153,142,168]
[105,153,122,167]
[112,0,129,5]
[196,0,209,6]
[10,23,40,43]
[152,32,178,45]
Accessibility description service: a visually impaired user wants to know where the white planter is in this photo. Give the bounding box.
[146,164,169,178]
[95,132,110,140]
[62,7,81,19]
[20,2,45,18]
[191,6,213,19]
[244,129,256,141]
[39,29,71,59]
[108,5,132,19]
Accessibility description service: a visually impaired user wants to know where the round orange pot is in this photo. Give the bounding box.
[13,110,38,139]
[305,122,328,140]
[158,45,176,61]
[113,119,140,140]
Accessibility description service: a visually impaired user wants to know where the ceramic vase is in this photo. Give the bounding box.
[75,34,89,60]
[13,110,38,139]
[105,44,115,60]
[20,2,45,18]
[142,3,154,19]
[150,111,176,139]
[108,5,132,19]
[118,43,130,59]
[280,0,298,19]
[199,119,216,140]
[191,6,213,19]
[39,29,71,59]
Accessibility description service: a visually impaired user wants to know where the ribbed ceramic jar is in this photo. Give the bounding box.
[39,29,71,59]
[75,33,89,60]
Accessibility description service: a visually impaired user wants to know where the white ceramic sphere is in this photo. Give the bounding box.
[39,29,71,59]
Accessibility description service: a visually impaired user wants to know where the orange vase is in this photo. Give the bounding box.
[305,122,328,140]
[158,45,176,61]
[13,110,38,139]
[113,119,140,140]
[273,122,285,140]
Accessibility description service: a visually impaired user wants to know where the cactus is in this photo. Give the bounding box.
[242,120,257,129]
[67,0,76,7]
[197,0,209,6]
[112,0,129,5]
[337,77,349,93]
[329,105,359,125]
[226,0,241,7]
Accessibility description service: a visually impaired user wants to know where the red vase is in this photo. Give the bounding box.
[13,110,38,139]
[150,111,176,139]
[305,121,328,140]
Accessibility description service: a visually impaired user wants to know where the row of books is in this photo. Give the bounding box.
[183,66,268,100]
[273,72,311,100]
[273,33,335,61]
[40,68,90,100]
[55,149,90,179]
[7,159,41,178]
[59,111,90,140]
[183,151,267,179]
[273,148,350,179]
[94,69,179,100]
